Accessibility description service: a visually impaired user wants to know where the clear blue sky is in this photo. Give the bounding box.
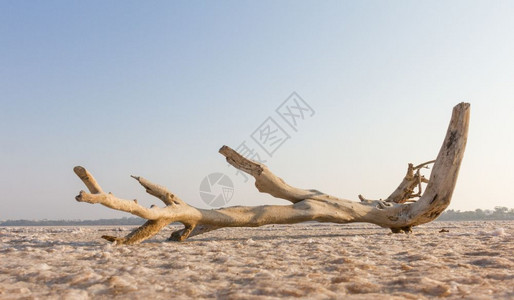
[1,1,513,220]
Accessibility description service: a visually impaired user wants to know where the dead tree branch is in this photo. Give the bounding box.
[74,103,470,244]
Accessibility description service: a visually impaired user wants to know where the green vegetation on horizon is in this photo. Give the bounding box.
[1,207,513,226]
[0,217,145,226]
[436,206,514,221]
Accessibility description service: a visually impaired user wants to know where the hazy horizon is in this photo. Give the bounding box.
[1,1,514,220]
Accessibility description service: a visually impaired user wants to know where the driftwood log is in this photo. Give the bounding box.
[74,102,470,244]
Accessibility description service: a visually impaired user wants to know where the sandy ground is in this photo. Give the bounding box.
[0,221,513,299]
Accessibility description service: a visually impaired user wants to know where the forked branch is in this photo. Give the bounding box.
[74,103,470,244]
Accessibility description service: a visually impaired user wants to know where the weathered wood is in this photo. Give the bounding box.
[74,103,470,244]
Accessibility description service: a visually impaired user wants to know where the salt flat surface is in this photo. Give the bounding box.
[1,221,513,299]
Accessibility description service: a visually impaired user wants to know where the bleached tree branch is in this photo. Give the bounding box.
[74,102,470,244]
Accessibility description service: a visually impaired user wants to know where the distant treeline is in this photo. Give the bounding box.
[437,207,514,221]
[0,217,146,226]
[1,207,513,226]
